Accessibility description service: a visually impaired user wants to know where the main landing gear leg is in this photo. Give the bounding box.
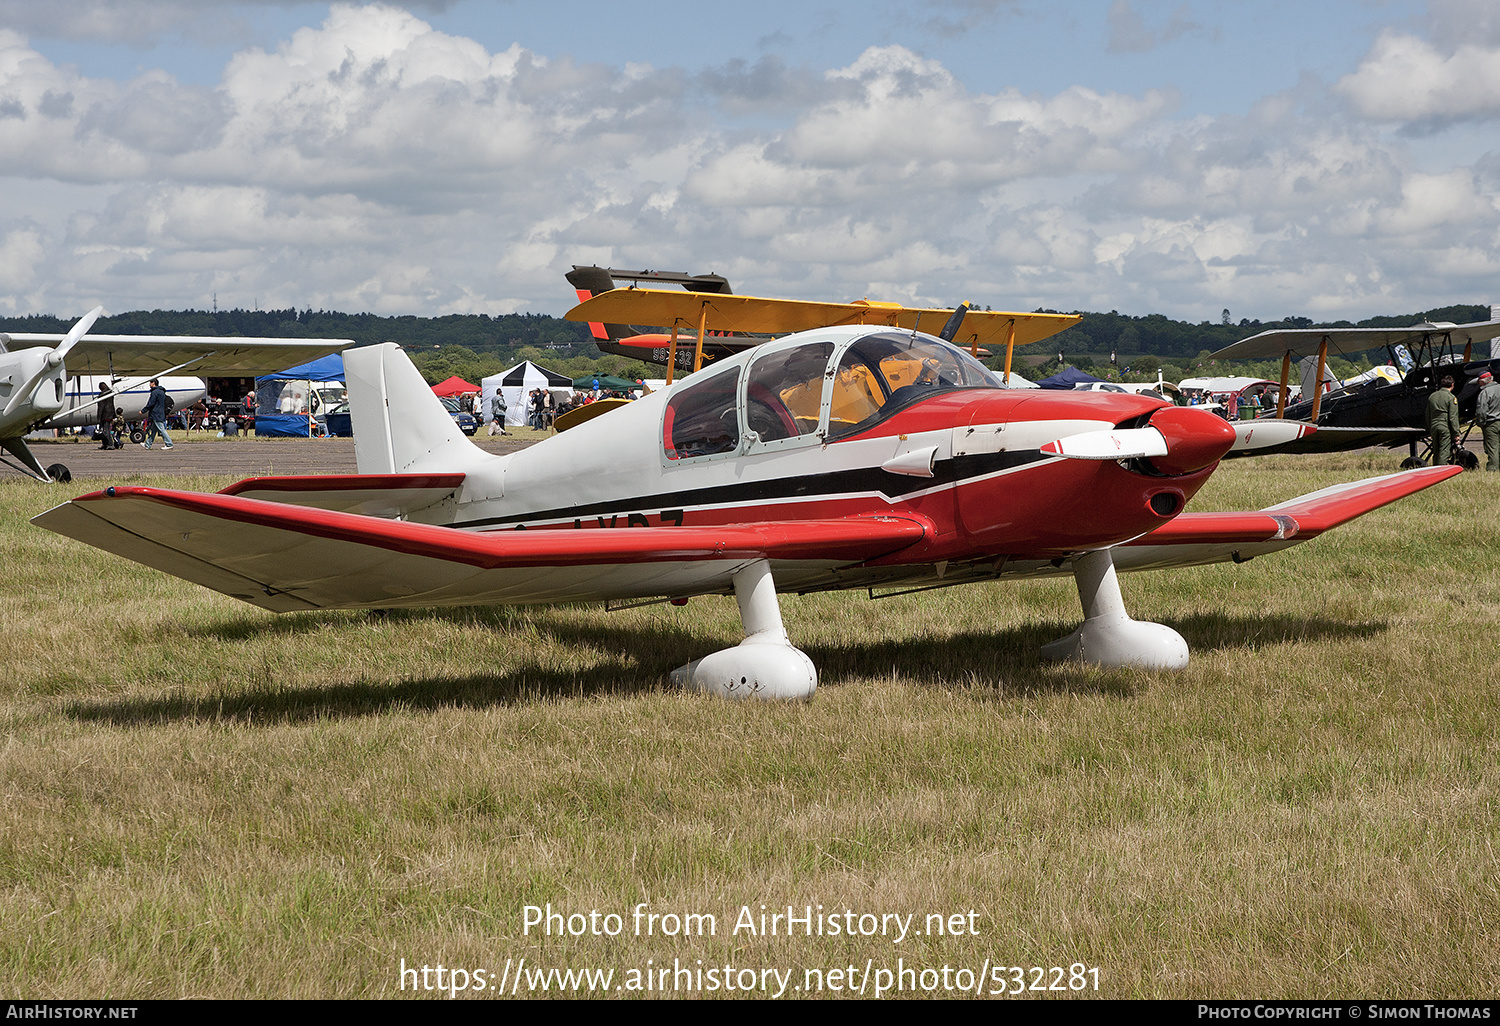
[1040,548,1189,670]
[671,558,817,700]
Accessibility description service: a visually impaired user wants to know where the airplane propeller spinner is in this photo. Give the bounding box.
[0,307,102,421]
[1041,405,1237,476]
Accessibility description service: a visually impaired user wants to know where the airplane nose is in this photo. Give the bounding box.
[1145,406,1238,476]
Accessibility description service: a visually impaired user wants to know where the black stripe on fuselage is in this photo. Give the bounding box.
[458,449,1051,528]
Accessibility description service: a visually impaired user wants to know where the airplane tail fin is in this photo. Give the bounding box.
[344,343,491,476]
[565,265,634,343]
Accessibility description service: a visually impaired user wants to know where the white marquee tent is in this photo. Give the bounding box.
[480,361,574,427]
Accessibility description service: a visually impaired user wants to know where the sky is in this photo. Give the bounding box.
[1,0,1498,323]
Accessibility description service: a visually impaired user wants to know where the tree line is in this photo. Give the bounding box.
[1,301,1488,386]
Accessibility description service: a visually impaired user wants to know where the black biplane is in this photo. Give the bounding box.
[1210,318,1500,466]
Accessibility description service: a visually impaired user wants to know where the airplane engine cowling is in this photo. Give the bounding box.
[1145,406,1237,476]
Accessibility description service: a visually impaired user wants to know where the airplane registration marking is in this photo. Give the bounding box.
[531,510,689,531]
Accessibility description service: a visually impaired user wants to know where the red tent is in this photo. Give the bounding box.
[431,376,479,396]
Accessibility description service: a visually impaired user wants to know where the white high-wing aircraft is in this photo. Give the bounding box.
[33,291,1460,698]
[52,375,209,437]
[0,308,354,481]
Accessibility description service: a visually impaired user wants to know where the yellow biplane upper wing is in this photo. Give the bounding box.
[565,289,1080,350]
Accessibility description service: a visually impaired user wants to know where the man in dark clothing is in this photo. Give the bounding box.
[489,389,508,436]
[1426,374,1460,465]
[1475,370,1500,472]
[142,379,174,450]
[96,383,118,450]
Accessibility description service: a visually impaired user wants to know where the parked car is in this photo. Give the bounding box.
[320,401,353,438]
[440,396,478,435]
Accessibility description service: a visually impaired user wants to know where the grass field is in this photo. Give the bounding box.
[1,452,1496,999]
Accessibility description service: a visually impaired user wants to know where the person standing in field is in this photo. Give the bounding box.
[489,388,508,436]
[142,378,174,450]
[96,383,118,450]
[1426,374,1460,465]
[1475,370,1500,472]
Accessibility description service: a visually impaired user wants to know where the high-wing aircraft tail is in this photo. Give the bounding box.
[344,343,496,476]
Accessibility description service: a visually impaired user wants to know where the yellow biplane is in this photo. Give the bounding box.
[566,286,1080,386]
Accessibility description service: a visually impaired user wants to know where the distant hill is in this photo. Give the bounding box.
[0,307,604,385]
[0,307,592,351]
[1035,304,1491,361]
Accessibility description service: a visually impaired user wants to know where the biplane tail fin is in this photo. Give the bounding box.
[344,343,492,476]
[565,265,635,342]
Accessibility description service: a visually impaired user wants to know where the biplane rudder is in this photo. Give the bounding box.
[564,265,638,343]
[344,343,492,476]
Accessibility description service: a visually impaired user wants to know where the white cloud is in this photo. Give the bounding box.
[1336,30,1500,125]
[0,1,455,45]
[0,4,1498,322]
[0,223,45,296]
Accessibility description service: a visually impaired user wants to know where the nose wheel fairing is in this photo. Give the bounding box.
[1040,547,1189,670]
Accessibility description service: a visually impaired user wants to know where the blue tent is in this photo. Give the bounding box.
[259,353,346,382]
[255,353,348,436]
[1037,366,1106,390]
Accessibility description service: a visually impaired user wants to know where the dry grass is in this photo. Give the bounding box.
[0,453,1496,999]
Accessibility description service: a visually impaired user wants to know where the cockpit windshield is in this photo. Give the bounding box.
[827,333,1000,438]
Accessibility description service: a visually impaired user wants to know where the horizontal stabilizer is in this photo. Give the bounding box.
[218,474,466,518]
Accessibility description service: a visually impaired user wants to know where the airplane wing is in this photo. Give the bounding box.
[31,487,931,613]
[1113,465,1461,571]
[0,333,355,375]
[1211,319,1500,360]
[566,289,1080,350]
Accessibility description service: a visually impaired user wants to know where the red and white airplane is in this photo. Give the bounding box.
[33,290,1460,699]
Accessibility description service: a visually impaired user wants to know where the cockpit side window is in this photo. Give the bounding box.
[663,366,741,460]
[745,342,833,443]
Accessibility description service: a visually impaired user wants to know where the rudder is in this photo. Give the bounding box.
[344,343,490,475]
